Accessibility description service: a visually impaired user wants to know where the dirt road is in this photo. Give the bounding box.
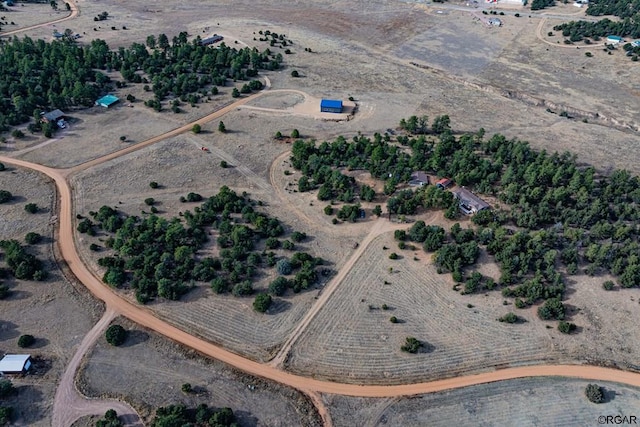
[0,0,79,38]
[52,309,142,427]
[5,154,640,401]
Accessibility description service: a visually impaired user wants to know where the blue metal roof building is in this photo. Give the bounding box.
[96,94,120,108]
[320,99,343,113]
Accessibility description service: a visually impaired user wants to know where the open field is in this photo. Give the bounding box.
[0,2,70,34]
[76,318,322,426]
[0,167,102,426]
[324,377,640,426]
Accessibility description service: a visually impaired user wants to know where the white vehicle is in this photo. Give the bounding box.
[57,120,66,129]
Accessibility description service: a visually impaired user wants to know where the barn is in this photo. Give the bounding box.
[0,354,32,375]
[320,99,343,113]
[200,35,224,46]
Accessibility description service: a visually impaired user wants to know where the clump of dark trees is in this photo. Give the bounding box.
[150,404,237,427]
[531,0,555,11]
[82,187,325,305]
[290,115,640,325]
[0,379,15,426]
[554,0,640,42]
[0,239,48,282]
[0,31,282,132]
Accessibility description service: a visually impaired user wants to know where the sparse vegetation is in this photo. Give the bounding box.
[401,337,423,353]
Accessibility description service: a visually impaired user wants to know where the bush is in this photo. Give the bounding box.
[11,129,24,139]
[558,321,577,334]
[585,383,604,403]
[105,324,127,346]
[291,70,299,77]
[0,406,12,426]
[220,160,229,168]
[186,192,203,202]
[192,124,201,134]
[389,316,398,323]
[0,380,15,398]
[268,276,289,296]
[144,197,155,206]
[181,383,192,393]
[602,280,614,290]
[0,163,5,171]
[0,190,12,204]
[275,258,292,275]
[96,409,122,427]
[253,293,272,312]
[498,312,519,323]
[24,203,38,214]
[324,205,334,215]
[291,129,300,139]
[389,252,399,260]
[149,181,159,189]
[538,297,565,320]
[401,337,423,353]
[17,334,35,348]
[25,232,42,245]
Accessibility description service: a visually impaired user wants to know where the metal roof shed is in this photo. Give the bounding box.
[320,99,343,113]
[96,94,120,108]
[0,354,32,374]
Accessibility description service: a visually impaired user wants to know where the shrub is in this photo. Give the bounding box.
[538,297,565,320]
[24,203,38,214]
[0,163,5,171]
[186,192,203,202]
[181,383,192,393]
[0,380,15,398]
[275,258,292,275]
[389,316,398,323]
[0,406,12,426]
[89,243,100,251]
[105,324,127,346]
[220,160,229,168]
[25,232,42,245]
[602,280,614,291]
[144,197,155,206]
[498,312,519,323]
[0,190,12,204]
[17,334,35,348]
[218,121,226,133]
[192,124,201,134]
[558,321,577,334]
[291,70,299,77]
[291,129,300,138]
[268,276,289,296]
[149,181,159,189]
[324,205,334,215]
[401,337,423,353]
[389,253,399,260]
[11,129,24,139]
[585,383,604,403]
[253,293,272,312]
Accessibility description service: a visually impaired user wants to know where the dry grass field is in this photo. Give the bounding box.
[3,0,640,422]
[0,167,102,426]
[76,318,321,426]
[324,378,640,426]
[0,2,69,32]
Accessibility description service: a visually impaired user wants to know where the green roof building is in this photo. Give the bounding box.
[96,94,120,108]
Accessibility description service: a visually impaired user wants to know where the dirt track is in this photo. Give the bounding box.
[0,0,78,37]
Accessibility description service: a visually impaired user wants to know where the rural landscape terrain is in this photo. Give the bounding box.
[0,0,640,426]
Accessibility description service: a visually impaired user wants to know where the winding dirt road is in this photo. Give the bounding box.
[0,0,79,38]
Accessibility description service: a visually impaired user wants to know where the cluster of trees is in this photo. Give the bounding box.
[0,31,283,132]
[554,18,640,41]
[0,240,47,281]
[151,404,237,427]
[86,187,324,304]
[291,116,640,327]
[96,409,122,427]
[531,0,555,10]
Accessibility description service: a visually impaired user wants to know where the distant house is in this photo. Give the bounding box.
[320,99,343,113]
[409,171,430,187]
[200,35,223,46]
[0,354,32,375]
[453,188,490,215]
[606,35,624,45]
[41,109,65,123]
[436,178,452,190]
[96,94,120,108]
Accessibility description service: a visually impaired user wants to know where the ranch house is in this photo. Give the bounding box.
[453,188,490,215]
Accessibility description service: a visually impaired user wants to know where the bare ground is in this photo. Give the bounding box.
[0,166,102,426]
[324,377,640,426]
[76,317,322,426]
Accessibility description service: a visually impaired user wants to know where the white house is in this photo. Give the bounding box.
[0,354,32,374]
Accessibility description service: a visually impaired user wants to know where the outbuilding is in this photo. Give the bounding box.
[453,188,490,215]
[41,109,65,123]
[95,94,120,108]
[436,178,452,190]
[0,354,32,375]
[606,35,624,45]
[320,99,343,113]
[409,171,430,187]
[200,35,224,46]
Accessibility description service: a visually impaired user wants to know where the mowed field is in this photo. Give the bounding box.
[0,167,102,426]
[76,318,321,426]
[324,377,640,426]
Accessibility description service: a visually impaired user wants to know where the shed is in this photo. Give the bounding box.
[606,35,624,44]
[436,178,452,189]
[453,188,490,215]
[320,99,343,113]
[41,109,65,123]
[96,94,120,108]
[200,35,224,46]
[0,354,32,374]
[409,171,430,187]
